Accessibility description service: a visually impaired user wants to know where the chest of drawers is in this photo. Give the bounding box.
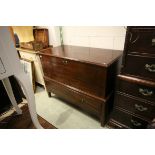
[39,45,122,126]
[108,26,155,129]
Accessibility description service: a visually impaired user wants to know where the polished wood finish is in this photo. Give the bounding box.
[0,104,56,129]
[45,77,103,117]
[40,55,118,98]
[115,92,155,121]
[117,75,155,103]
[39,45,122,67]
[110,108,148,129]
[108,26,155,129]
[118,74,155,87]
[122,54,155,82]
[122,26,155,82]
[40,45,122,126]
[123,26,155,56]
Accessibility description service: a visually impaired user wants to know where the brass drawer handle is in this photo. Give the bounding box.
[131,119,142,127]
[152,38,155,46]
[134,104,148,112]
[139,88,153,96]
[145,64,155,72]
[62,60,68,64]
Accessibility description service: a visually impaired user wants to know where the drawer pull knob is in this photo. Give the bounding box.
[139,88,153,96]
[145,64,155,72]
[135,104,148,112]
[62,60,68,64]
[131,119,142,127]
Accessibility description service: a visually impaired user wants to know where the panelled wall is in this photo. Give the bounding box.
[62,26,126,50]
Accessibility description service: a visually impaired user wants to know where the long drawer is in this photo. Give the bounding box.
[115,93,155,121]
[117,75,155,103]
[44,77,103,117]
[40,55,107,98]
[122,54,155,81]
[111,108,149,129]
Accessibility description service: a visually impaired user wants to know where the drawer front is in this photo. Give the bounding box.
[117,77,155,103]
[111,108,148,129]
[45,77,102,116]
[115,93,155,120]
[122,54,155,81]
[40,55,107,98]
[126,28,155,55]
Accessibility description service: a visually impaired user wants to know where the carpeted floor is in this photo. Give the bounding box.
[35,87,105,129]
[0,86,107,129]
[0,103,56,129]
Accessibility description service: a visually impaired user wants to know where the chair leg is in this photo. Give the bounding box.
[14,74,43,129]
[48,92,52,97]
[2,77,22,115]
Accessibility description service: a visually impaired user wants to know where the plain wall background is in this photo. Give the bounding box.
[62,26,126,50]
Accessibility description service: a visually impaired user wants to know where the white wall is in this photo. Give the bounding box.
[62,26,126,50]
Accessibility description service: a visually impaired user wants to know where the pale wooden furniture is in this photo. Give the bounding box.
[0,26,43,129]
[17,47,52,87]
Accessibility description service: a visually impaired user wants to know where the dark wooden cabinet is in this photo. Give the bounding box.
[39,45,122,126]
[123,26,155,56]
[108,26,155,129]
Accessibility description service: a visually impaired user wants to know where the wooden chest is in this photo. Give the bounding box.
[108,26,155,129]
[33,28,49,48]
[39,45,122,126]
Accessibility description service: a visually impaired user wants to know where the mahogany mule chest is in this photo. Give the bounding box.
[39,45,122,126]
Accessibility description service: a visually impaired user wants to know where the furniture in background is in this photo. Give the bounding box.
[39,45,122,126]
[13,27,51,88]
[17,47,52,87]
[0,26,43,128]
[16,28,49,51]
[33,28,49,49]
[108,26,155,129]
